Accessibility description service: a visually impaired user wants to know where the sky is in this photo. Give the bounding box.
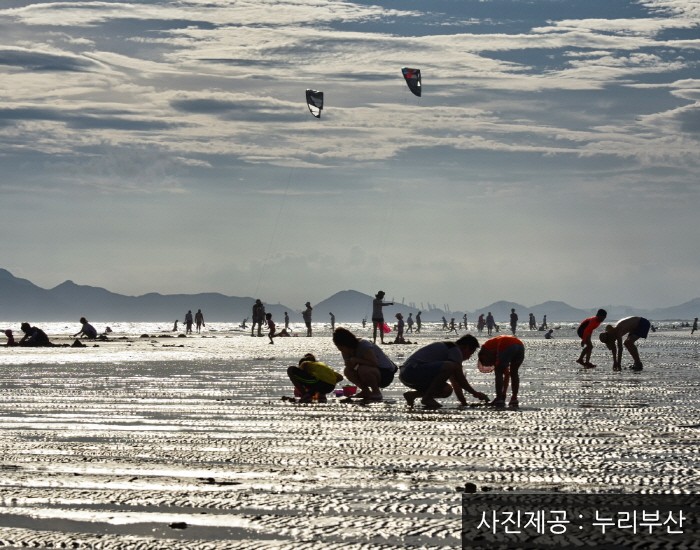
[1,0,698,311]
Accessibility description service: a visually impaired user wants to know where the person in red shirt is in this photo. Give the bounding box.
[477,335,525,407]
[576,309,607,368]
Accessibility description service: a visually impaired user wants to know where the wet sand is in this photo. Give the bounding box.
[0,325,698,548]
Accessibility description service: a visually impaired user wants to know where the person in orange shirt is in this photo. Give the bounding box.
[576,309,607,368]
[477,335,525,407]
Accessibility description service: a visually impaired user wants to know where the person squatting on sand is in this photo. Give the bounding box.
[478,335,525,408]
[332,327,397,403]
[598,316,651,371]
[287,353,344,403]
[73,317,97,339]
[576,309,607,368]
[18,322,53,347]
[399,334,488,410]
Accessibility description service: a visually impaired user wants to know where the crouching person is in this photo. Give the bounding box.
[477,335,525,408]
[399,334,488,409]
[287,353,343,403]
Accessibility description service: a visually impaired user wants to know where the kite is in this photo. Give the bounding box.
[306,89,324,118]
[401,67,421,97]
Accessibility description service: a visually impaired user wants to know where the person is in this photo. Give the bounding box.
[477,314,485,334]
[599,316,651,371]
[371,291,394,344]
[529,313,537,330]
[73,317,97,339]
[18,323,53,347]
[266,312,278,344]
[399,334,488,409]
[447,318,458,334]
[329,312,336,332]
[541,315,548,330]
[478,335,525,407]
[332,327,397,403]
[406,313,414,333]
[415,311,422,333]
[544,329,554,339]
[394,313,406,344]
[441,316,448,330]
[510,309,518,336]
[287,353,343,404]
[252,299,265,337]
[692,318,698,335]
[284,312,290,331]
[172,320,179,331]
[4,329,16,346]
[302,302,313,337]
[486,312,495,336]
[576,309,607,368]
[195,309,205,333]
[184,310,194,334]
[462,314,468,330]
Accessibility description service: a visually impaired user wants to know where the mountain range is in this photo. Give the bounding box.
[1,269,698,323]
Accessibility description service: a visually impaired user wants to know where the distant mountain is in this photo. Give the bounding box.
[0,268,697,322]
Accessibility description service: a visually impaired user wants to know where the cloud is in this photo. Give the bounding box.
[0,47,98,71]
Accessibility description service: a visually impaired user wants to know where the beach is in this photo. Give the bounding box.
[0,322,698,548]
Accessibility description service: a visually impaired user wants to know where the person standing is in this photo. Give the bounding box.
[251,299,265,337]
[599,316,651,371]
[329,312,336,332]
[576,309,607,368]
[529,313,537,330]
[486,312,495,336]
[394,313,406,344]
[185,310,194,334]
[509,308,518,336]
[371,290,393,344]
[284,311,290,331]
[415,311,422,333]
[195,309,205,333]
[692,318,698,335]
[477,314,485,334]
[302,302,313,337]
[406,313,414,333]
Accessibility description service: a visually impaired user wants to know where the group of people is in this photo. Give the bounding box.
[3,318,109,347]
[286,326,524,409]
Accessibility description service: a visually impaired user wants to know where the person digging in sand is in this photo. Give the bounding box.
[598,316,651,371]
[399,334,488,409]
[287,353,343,403]
[576,309,607,368]
[477,335,525,408]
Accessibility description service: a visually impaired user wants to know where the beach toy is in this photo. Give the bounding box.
[477,360,494,374]
[342,385,357,397]
[382,323,391,334]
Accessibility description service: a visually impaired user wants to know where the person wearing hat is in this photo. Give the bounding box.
[302,302,313,337]
[399,334,487,409]
[598,316,651,371]
[371,290,393,344]
[477,335,525,408]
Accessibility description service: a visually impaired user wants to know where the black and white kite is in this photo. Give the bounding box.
[306,89,324,118]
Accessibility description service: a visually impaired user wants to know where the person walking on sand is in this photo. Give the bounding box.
[399,334,488,409]
[371,290,394,344]
[406,313,414,333]
[415,311,422,333]
[477,314,485,334]
[510,308,518,336]
[184,310,194,334]
[478,335,525,408]
[447,318,458,334]
[486,312,495,336]
[541,315,548,330]
[692,318,698,335]
[302,302,313,337]
[73,317,97,339]
[252,299,265,337]
[195,309,205,333]
[287,353,344,404]
[266,312,279,344]
[329,312,336,332]
[599,316,651,371]
[529,313,537,330]
[333,327,397,404]
[284,311,290,331]
[576,309,607,368]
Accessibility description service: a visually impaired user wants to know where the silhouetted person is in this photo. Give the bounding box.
[185,310,194,334]
[73,317,97,339]
[19,323,52,347]
[303,302,313,336]
[371,290,393,344]
[195,309,205,333]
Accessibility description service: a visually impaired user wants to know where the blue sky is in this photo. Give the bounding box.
[1,0,698,311]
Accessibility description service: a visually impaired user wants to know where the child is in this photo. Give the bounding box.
[266,313,277,344]
[287,353,343,403]
[4,329,16,346]
[394,313,406,344]
[576,309,607,368]
[478,335,525,408]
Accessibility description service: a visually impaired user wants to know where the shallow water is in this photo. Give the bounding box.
[0,324,698,548]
